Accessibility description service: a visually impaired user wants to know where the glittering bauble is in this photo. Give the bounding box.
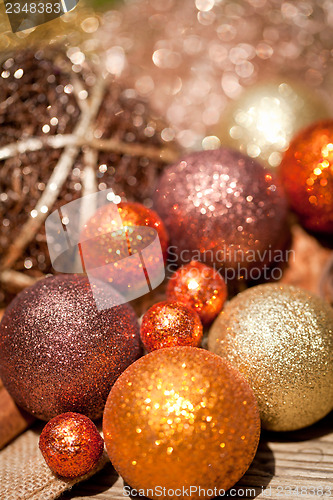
[154,149,288,279]
[0,47,178,307]
[103,347,260,499]
[217,80,328,169]
[166,261,227,324]
[208,284,333,431]
[140,301,203,352]
[279,120,333,233]
[80,202,168,299]
[39,412,104,478]
[0,275,141,420]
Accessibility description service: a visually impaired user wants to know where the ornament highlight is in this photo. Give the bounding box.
[140,301,203,352]
[103,347,260,499]
[279,120,333,233]
[217,80,328,169]
[154,149,288,280]
[39,412,104,478]
[166,261,227,324]
[208,284,333,431]
[0,275,141,420]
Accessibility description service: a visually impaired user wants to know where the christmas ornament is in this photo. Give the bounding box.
[166,261,227,324]
[0,47,178,306]
[216,80,328,169]
[140,301,203,352]
[0,274,141,421]
[103,347,260,499]
[279,120,333,233]
[208,284,333,431]
[39,412,104,478]
[154,149,288,280]
[80,202,168,299]
[100,0,333,151]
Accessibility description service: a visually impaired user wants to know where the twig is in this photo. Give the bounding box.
[0,76,106,271]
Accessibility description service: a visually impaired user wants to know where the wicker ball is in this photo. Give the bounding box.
[0,47,178,305]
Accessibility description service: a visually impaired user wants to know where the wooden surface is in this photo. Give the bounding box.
[63,413,333,500]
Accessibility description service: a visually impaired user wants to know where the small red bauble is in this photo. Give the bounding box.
[140,301,203,352]
[280,120,333,233]
[166,261,227,324]
[39,412,104,478]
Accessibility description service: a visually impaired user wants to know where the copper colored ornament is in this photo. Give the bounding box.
[154,149,288,280]
[39,412,104,478]
[208,284,333,431]
[279,120,333,233]
[140,301,203,352]
[80,202,168,300]
[103,347,260,499]
[0,275,141,421]
[166,261,227,324]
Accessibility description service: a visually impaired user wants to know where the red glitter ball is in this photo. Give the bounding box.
[80,202,169,299]
[140,300,203,352]
[166,261,227,324]
[39,412,104,478]
[280,120,333,233]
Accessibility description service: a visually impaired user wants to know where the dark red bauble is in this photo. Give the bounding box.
[0,275,141,420]
[154,149,288,276]
[39,412,104,478]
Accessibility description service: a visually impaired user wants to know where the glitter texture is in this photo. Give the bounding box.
[208,284,333,431]
[103,347,260,499]
[166,261,227,324]
[140,301,203,351]
[39,412,104,478]
[279,120,333,233]
[217,80,328,168]
[153,149,288,274]
[0,275,141,421]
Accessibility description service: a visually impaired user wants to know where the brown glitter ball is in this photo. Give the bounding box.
[39,412,104,478]
[154,149,289,281]
[0,47,178,306]
[166,261,227,325]
[103,347,260,499]
[279,120,333,233]
[0,274,141,420]
[140,301,203,352]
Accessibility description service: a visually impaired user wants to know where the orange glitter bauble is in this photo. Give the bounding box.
[80,202,168,299]
[140,301,203,351]
[166,261,227,325]
[103,347,260,500]
[39,412,104,478]
[280,120,333,233]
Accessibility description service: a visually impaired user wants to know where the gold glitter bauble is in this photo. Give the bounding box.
[103,347,260,499]
[217,80,328,169]
[208,284,333,432]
